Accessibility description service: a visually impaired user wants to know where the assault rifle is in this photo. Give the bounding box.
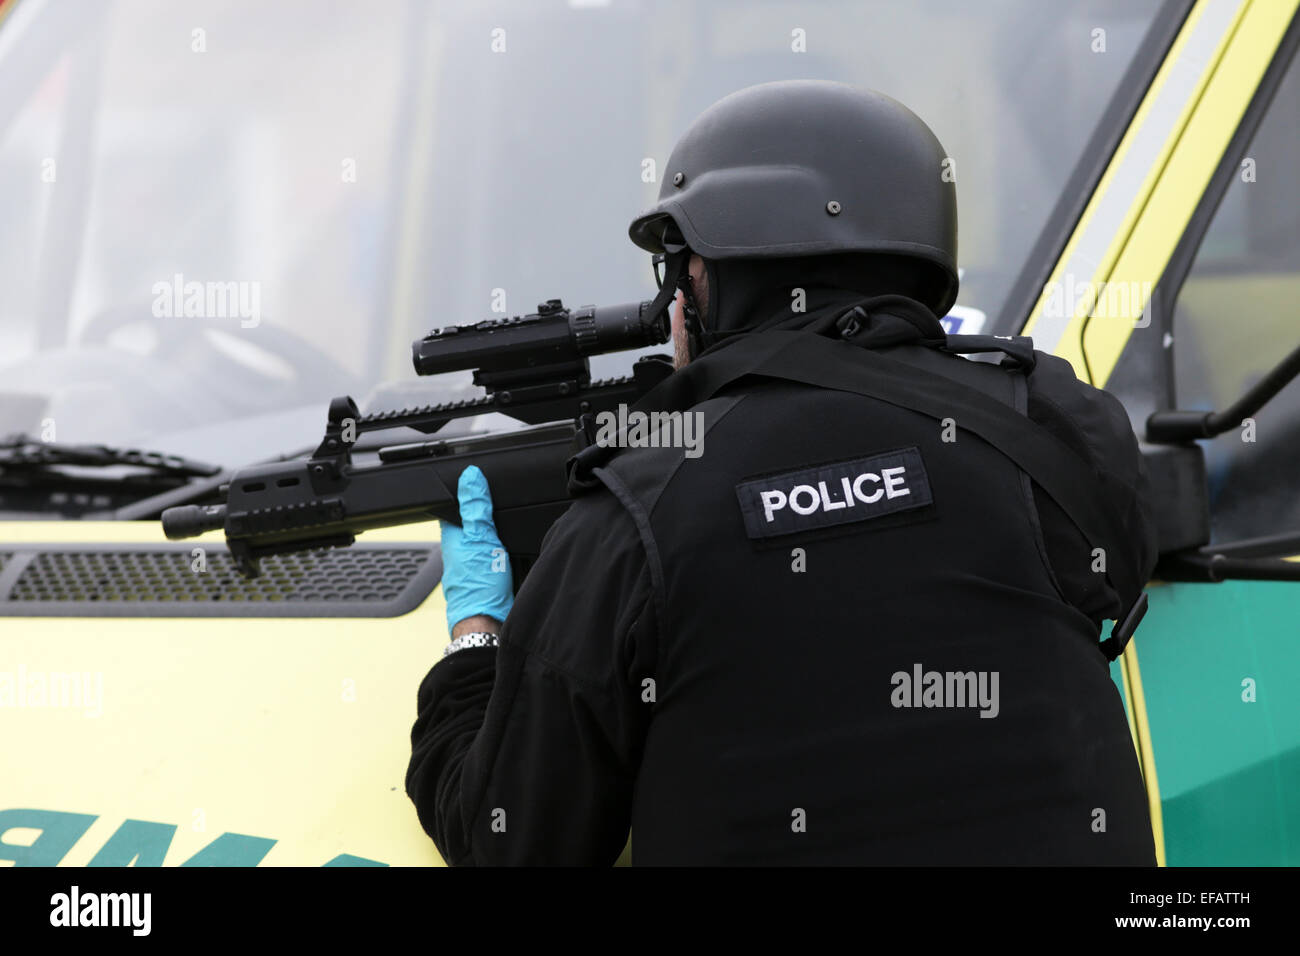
[160,298,673,578]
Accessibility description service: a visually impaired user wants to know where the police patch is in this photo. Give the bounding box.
[734,446,932,539]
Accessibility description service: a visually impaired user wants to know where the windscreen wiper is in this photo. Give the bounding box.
[0,433,221,478]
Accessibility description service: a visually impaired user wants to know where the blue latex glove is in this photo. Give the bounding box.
[438,465,514,634]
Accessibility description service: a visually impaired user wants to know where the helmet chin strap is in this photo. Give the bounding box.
[652,241,729,361]
[672,249,721,361]
[693,258,721,355]
[678,262,707,361]
[648,244,708,361]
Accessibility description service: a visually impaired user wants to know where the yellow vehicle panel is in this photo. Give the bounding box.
[1,521,447,866]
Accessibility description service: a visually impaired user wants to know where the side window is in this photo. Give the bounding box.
[1169,48,1300,542]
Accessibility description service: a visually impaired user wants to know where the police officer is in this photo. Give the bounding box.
[406,80,1159,865]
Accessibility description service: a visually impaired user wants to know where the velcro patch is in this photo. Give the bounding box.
[735,447,932,539]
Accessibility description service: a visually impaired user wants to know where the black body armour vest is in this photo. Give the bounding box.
[568,318,1155,865]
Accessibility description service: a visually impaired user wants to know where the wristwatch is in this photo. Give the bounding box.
[442,631,500,658]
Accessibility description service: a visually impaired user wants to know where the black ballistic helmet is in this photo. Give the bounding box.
[629,80,959,320]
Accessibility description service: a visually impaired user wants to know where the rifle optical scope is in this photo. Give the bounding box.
[412,299,669,378]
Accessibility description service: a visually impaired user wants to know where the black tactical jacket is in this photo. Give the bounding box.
[406,296,1158,866]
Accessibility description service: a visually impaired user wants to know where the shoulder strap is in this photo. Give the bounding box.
[941,333,1037,370]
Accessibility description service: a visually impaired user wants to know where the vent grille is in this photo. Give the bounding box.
[0,544,440,618]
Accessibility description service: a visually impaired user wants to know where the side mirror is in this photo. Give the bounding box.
[1140,337,1300,583]
[1142,441,1210,557]
[1142,441,1300,584]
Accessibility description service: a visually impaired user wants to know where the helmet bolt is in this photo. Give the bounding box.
[672,172,685,187]
[826,200,842,215]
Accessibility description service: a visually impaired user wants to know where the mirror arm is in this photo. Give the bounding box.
[1146,340,1300,443]
[1156,550,1300,583]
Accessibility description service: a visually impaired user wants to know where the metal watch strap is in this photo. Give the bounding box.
[443,632,500,658]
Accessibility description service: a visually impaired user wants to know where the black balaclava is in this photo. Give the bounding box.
[678,251,950,360]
